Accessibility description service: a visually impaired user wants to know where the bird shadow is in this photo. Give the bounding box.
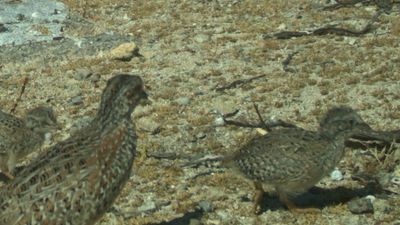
[146,209,203,225]
[257,182,383,213]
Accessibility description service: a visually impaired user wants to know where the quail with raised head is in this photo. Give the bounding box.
[0,74,148,225]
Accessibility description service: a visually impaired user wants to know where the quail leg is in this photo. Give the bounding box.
[277,190,320,214]
[253,181,265,214]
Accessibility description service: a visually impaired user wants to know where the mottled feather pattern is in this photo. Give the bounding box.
[0,107,58,179]
[229,107,373,211]
[0,74,146,225]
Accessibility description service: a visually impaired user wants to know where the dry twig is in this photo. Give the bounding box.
[215,74,266,92]
[10,76,29,114]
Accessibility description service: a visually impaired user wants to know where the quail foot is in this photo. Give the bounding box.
[225,106,374,214]
[0,106,58,180]
[0,74,148,225]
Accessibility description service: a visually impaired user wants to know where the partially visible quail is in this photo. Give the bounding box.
[226,106,373,213]
[0,74,148,225]
[0,106,58,180]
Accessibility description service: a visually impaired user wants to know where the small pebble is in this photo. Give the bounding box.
[365,195,376,203]
[44,132,52,144]
[176,97,190,106]
[214,27,224,34]
[110,42,140,61]
[69,95,83,105]
[347,197,374,214]
[214,117,225,126]
[194,34,210,43]
[330,168,343,181]
[137,201,156,212]
[216,210,229,221]
[137,117,160,134]
[196,132,206,140]
[74,68,92,80]
[256,128,267,136]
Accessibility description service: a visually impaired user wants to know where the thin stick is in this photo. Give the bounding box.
[253,103,270,132]
[10,76,29,114]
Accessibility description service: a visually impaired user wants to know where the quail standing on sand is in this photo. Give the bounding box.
[0,106,58,180]
[225,106,376,213]
[0,74,148,225]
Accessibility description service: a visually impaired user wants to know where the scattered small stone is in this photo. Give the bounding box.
[137,201,156,212]
[214,117,225,126]
[176,97,190,106]
[194,34,210,43]
[216,210,229,221]
[198,200,214,212]
[44,132,53,144]
[214,27,224,34]
[365,195,376,203]
[196,132,206,140]
[330,167,344,181]
[74,68,92,80]
[110,42,140,61]
[347,197,374,214]
[137,117,161,134]
[69,95,83,105]
[256,128,268,136]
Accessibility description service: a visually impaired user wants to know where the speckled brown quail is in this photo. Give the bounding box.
[0,106,58,180]
[226,106,373,213]
[0,74,148,225]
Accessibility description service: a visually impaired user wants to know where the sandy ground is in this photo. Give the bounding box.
[1,0,400,224]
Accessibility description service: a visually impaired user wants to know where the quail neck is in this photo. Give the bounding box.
[96,74,148,130]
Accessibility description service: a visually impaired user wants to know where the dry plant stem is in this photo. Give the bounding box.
[215,74,266,92]
[271,11,380,39]
[252,103,270,132]
[10,76,29,114]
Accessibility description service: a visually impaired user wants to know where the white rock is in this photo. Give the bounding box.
[214,117,225,126]
[110,42,139,61]
[194,34,210,43]
[365,195,376,203]
[330,168,343,181]
[176,97,190,106]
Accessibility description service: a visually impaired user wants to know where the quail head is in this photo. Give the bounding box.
[0,74,148,225]
[25,106,59,134]
[227,106,373,213]
[0,106,58,180]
